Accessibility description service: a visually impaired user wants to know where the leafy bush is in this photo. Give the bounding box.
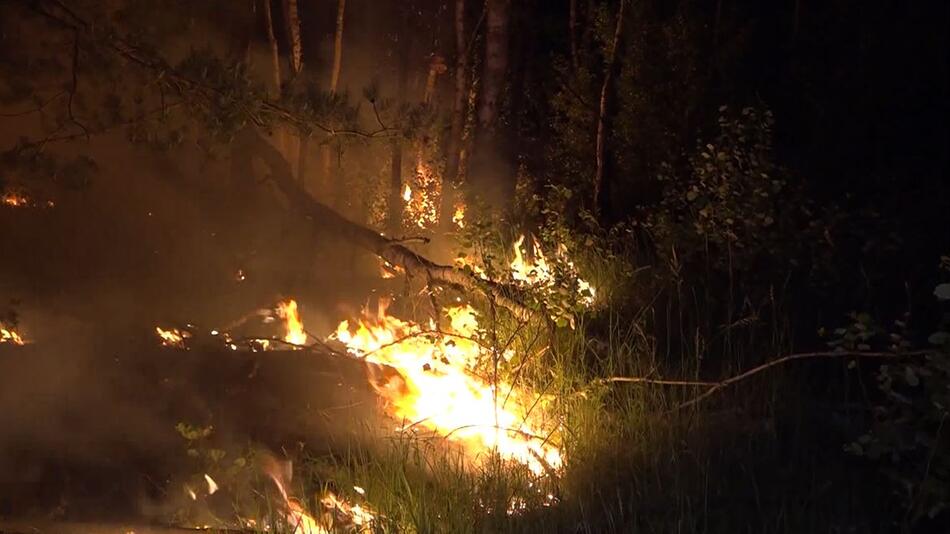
[845,262,950,525]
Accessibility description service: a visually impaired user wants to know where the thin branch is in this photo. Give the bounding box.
[673,350,935,411]
[0,90,67,117]
[30,0,398,140]
[66,28,89,140]
[602,376,718,387]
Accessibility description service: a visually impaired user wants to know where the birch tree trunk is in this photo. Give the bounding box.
[330,0,346,92]
[283,0,303,76]
[324,0,346,205]
[387,15,410,236]
[593,0,626,219]
[262,0,281,98]
[439,0,468,233]
[279,0,309,186]
[470,0,512,210]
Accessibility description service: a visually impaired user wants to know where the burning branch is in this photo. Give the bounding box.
[233,128,536,321]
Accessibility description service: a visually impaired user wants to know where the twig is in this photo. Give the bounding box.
[66,27,89,140]
[601,376,718,387]
[30,0,398,140]
[673,350,934,411]
[0,90,66,117]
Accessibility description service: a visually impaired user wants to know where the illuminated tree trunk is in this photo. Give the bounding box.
[330,0,346,92]
[439,0,469,232]
[233,128,532,320]
[324,0,346,204]
[283,0,303,76]
[262,0,292,170]
[470,0,512,209]
[593,0,626,218]
[387,14,410,236]
[281,0,309,186]
[262,0,281,98]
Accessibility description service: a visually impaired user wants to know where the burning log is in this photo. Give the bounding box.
[232,128,536,321]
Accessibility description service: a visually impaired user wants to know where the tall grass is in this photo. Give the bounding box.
[286,239,896,533]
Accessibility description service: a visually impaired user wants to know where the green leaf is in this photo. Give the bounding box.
[904,366,919,387]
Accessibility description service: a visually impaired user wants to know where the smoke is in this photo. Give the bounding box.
[0,1,452,521]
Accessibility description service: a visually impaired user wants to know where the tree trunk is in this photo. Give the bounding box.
[330,0,346,92]
[470,0,512,210]
[233,128,532,320]
[387,11,410,236]
[593,0,626,219]
[281,0,308,185]
[439,0,468,232]
[323,0,347,204]
[569,0,579,72]
[282,0,303,76]
[262,0,282,97]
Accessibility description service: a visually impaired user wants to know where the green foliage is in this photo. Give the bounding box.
[643,106,813,272]
[842,274,950,524]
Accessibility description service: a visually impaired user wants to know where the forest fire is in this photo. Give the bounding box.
[334,302,562,475]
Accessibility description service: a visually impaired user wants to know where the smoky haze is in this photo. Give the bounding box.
[0,1,431,521]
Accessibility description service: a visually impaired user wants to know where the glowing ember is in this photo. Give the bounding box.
[1,192,29,207]
[334,303,562,475]
[277,299,308,346]
[452,204,466,229]
[155,326,189,348]
[0,327,25,345]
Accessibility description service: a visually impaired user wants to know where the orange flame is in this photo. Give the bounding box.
[452,204,465,229]
[334,303,562,475]
[155,327,189,348]
[0,327,25,345]
[277,299,307,346]
[510,235,596,306]
[1,192,29,207]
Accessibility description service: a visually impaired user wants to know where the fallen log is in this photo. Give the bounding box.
[232,128,535,321]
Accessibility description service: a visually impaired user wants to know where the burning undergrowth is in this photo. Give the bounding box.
[147,295,564,531]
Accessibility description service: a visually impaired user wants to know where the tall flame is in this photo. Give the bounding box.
[335,303,562,475]
[277,299,307,346]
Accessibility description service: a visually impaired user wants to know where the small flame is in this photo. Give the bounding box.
[277,299,307,346]
[262,453,375,533]
[510,235,595,306]
[155,327,189,348]
[1,192,29,207]
[452,204,465,229]
[402,183,412,202]
[204,473,219,495]
[0,327,25,345]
